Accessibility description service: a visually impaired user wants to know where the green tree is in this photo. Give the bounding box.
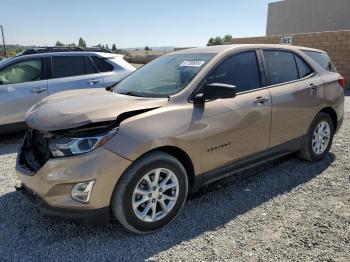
[145,46,151,51]
[105,44,109,50]
[112,43,117,51]
[207,37,221,46]
[78,37,86,47]
[214,36,223,45]
[55,41,64,47]
[207,37,215,46]
[223,34,232,43]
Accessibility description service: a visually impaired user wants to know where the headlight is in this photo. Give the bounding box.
[49,128,117,157]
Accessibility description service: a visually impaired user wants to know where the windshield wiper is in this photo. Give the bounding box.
[118,90,169,98]
[118,91,144,97]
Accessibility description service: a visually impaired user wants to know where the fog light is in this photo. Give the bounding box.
[71,181,95,203]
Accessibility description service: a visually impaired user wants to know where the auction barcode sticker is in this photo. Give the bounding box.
[179,61,206,67]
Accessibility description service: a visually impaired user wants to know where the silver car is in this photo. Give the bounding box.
[0,47,135,133]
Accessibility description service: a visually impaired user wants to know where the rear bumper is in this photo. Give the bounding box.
[16,184,109,224]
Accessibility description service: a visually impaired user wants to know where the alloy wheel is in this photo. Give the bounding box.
[132,168,179,222]
[311,121,331,155]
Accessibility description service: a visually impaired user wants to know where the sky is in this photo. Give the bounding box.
[1,0,278,48]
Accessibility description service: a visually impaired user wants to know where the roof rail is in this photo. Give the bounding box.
[17,46,112,56]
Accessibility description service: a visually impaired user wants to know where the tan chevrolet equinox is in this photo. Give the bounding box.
[16,44,345,233]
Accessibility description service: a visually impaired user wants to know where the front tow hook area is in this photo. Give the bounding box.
[15,184,41,206]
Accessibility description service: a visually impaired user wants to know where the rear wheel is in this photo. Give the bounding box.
[111,151,188,234]
[298,112,334,162]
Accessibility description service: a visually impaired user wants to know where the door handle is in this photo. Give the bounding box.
[31,87,47,94]
[88,79,100,85]
[308,83,318,90]
[254,96,269,105]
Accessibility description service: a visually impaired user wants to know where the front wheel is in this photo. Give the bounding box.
[298,112,334,162]
[111,151,188,234]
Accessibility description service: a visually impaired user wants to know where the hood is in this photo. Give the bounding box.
[26,89,168,131]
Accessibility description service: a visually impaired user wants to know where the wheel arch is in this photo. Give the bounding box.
[319,107,338,130]
[149,146,197,191]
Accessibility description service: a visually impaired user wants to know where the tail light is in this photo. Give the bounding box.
[338,77,346,88]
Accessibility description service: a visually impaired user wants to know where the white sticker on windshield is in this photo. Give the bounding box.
[179,61,206,67]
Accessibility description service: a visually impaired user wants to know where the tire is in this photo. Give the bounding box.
[111,151,188,234]
[298,112,334,162]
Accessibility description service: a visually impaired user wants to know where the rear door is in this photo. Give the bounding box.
[0,57,48,125]
[48,55,104,94]
[263,49,324,148]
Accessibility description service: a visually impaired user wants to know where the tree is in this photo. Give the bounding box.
[112,43,117,51]
[55,41,64,47]
[78,37,86,47]
[105,44,109,50]
[214,36,223,45]
[207,36,225,46]
[223,34,232,43]
[145,46,151,51]
[207,37,215,46]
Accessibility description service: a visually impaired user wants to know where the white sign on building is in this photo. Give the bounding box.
[281,35,293,45]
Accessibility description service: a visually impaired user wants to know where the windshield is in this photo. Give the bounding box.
[114,53,215,97]
[0,57,10,67]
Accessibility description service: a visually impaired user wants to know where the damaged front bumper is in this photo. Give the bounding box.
[16,132,132,223]
[15,184,109,224]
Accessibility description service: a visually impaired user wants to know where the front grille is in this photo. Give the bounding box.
[19,129,51,172]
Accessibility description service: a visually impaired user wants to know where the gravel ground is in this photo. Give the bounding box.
[0,93,349,262]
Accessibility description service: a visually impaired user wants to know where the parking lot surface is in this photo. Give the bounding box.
[0,93,349,261]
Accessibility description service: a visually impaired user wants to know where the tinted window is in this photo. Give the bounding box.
[52,56,85,78]
[91,56,114,72]
[264,50,299,85]
[0,59,42,85]
[303,50,337,72]
[295,55,313,78]
[85,57,98,74]
[207,51,261,92]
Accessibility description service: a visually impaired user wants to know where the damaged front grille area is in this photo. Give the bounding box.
[19,129,51,173]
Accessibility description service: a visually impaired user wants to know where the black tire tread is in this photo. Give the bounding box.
[111,151,188,234]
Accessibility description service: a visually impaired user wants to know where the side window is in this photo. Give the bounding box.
[295,55,314,79]
[0,59,42,85]
[303,50,337,72]
[91,56,114,72]
[52,56,85,78]
[85,57,98,74]
[207,51,261,93]
[264,50,299,85]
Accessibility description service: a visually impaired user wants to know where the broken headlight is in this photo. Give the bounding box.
[49,128,118,157]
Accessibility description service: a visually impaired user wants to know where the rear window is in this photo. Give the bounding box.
[91,56,114,72]
[303,51,337,72]
[264,50,299,85]
[52,56,85,78]
[295,55,314,78]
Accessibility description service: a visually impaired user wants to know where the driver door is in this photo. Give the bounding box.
[191,50,272,175]
[0,58,48,125]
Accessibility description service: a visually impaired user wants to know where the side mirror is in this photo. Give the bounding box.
[194,83,236,102]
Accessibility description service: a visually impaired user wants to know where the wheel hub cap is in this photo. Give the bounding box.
[132,168,179,222]
[312,121,330,155]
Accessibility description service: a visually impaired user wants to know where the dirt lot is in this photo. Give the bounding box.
[0,93,349,261]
